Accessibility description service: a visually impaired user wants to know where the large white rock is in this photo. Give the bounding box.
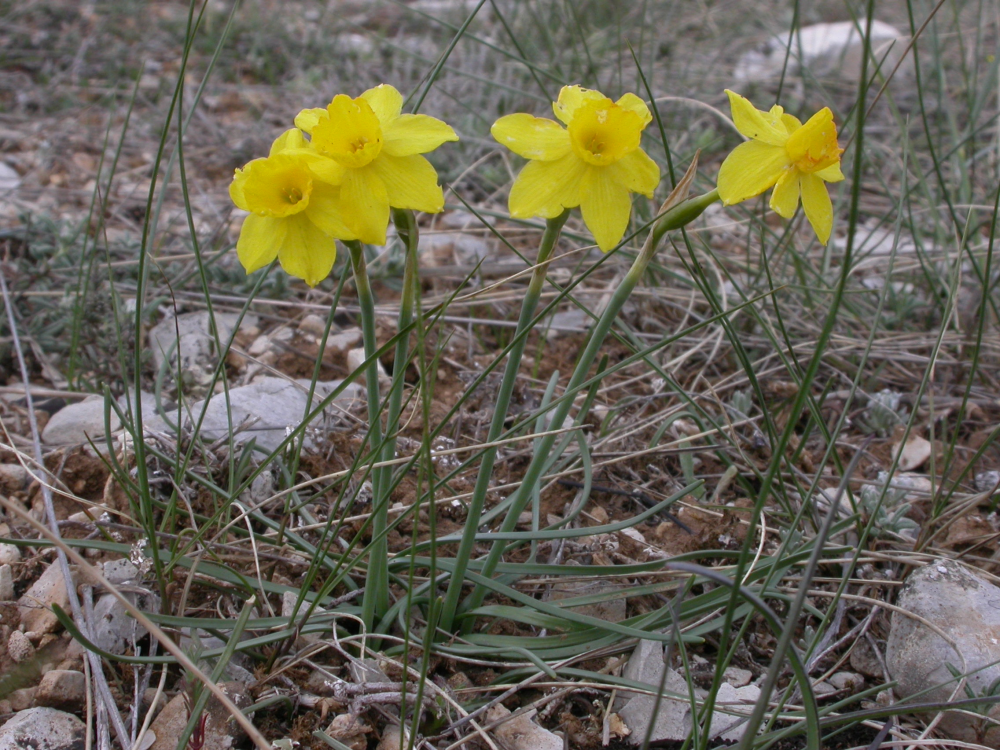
[149,311,257,396]
[735,21,912,83]
[0,707,86,750]
[886,559,1000,746]
[42,390,160,445]
[91,589,159,656]
[618,639,760,744]
[143,376,363,454]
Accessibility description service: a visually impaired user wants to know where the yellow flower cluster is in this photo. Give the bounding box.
[230,83,845,285]
[230,84,458,286]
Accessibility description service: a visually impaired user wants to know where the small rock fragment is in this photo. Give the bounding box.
[0,463,29,493]
[976,471,1000,495]
[148,682,252,750]
[0,543,19,565]
[722,666,753,687]
[35,669,86,711]
[9,687,37,711]
[849,638,884,679]
[0,162,21,192]
[0,707,86,750]
[103,558,140,585]
[828,671,863,692]
[326,714,371,750]
[7,629,35,663]
[485,704,562,750]
[346,347,389,387]
[375,723,407,750]
[297,314,328,337]
[894,434,932,471]
[325,327,362,354]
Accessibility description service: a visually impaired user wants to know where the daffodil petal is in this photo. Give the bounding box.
[305,156,346,185]
[580,168,632,252]
[294,108,327,134]
[230,167,250,211]
[769,168,800,219]
[553,85,608,125]
[490,114,571,160]
[508,154,586,219]
[717,140,790,205]
[800,172,834,245]
[780,113,802,133]
[360,84,403,125]
[341,167,390,245]
[274,214,338,287]
[306,181,355,239]
[606,148,659,197]
[372,153,444,213]
[615,93,652,126]
[814,162,845,182]
[725,89,788,146]
[270,128,309,156]
[235,214,282,274]
[382,114,459,157]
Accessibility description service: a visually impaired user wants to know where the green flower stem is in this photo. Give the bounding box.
[371,209,420,616]
[438,209,570,634]
[383,209,419,470]
[460,190,720,627]
[347,239,390,629]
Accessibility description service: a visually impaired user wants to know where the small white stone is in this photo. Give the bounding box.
[326,328,362,353]
[298,314,328,336]
[7,630,35,663]
[894,435,932,472]
[248,334,272,357]
[722,666,753,687]
[0,544,20,565]
[0,162,20,192]
[347,348,389,385]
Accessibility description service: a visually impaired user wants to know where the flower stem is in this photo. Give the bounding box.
[438,210,570,634]
[383,210,419,471]
[371,210,420,619]
[347,239,390,629]
[460,191,719,628]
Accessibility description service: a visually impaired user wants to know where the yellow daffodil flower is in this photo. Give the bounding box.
[717,89,844,245]
[491,85,660,252]
[294,84,459,245]
[230,129,353,287]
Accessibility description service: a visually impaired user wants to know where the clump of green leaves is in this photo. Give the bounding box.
[863,389,908,436]
[860,482,918,539]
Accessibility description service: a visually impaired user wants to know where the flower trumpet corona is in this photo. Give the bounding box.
[295,84,458,245]
[717,89,844,245]
[491,85,660,252]
[230,129,353,287]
